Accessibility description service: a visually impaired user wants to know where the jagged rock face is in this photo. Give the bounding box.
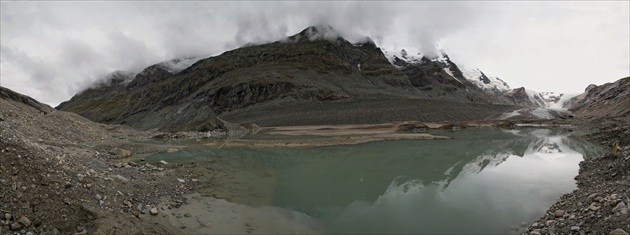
[394,56,470,90]
[505,87,547,107]
[479,72,491,84]
[568,77,630,118]
[57,25,522,130]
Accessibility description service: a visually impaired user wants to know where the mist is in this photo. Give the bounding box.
[1,1,628,106]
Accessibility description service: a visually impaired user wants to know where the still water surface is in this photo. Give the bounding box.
[143,128,603,234]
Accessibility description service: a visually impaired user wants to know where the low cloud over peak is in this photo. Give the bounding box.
[1,1,628,106]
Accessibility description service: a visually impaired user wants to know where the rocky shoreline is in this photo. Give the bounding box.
[524,117,630,235]
[0,97,201,234]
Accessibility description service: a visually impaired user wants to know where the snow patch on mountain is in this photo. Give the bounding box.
[381,49,424,65]
[459,67,510,92]
[382,49,454,66]
[540,92,579,109]
[524,89,547,107]
[530,107,555,119]
[443,67,454,77]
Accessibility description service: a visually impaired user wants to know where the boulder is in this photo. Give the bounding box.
[610,229,629,235]
[612,201,627,214]
[111,175,129,184]
[18,215,31,227]
[554,209,565,217]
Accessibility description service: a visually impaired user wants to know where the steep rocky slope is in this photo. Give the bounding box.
[0,86,196,234]
[568,76,630,119]
[567,76,630,146]
[57,25,523,131]
[1,86,54,114]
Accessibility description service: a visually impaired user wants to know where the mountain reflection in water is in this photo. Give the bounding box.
[143,128,604,234]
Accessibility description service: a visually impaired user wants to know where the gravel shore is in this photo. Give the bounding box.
[524,117,630,235]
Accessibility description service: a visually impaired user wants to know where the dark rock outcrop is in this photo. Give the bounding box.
[567,77,630,118]
[505,87,547,107]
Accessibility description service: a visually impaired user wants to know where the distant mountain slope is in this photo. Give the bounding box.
[460,67,510,93]
[57,25,525,130]
[1,86,54,114]
[382,49,552,108]
[568,76,630,118]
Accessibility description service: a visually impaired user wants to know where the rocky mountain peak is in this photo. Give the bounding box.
[353,36,377,49]
[284,24,344,43]
[58,24,561,131]
[505,87,547,107]
[478,71,491,85]
[92,70,135,88]
[584,84,598,93]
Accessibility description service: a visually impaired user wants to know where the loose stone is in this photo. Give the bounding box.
[545,220,556,226]
[112,175,129,184]
[589,202,601,211]
[554,209,565,217]
[10,222,22,231]
[18,215,31,227]
[610,228,629,235]
[587,193,600,202]
[76,174,85,182]
[612,201,627,214]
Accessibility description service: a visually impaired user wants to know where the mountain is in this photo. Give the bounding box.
[460,67,510,94]
[504,87,548,107]
[381,50,552,108]
[1,86,54,114]
[567,76,630,119]
[57,25,532,131]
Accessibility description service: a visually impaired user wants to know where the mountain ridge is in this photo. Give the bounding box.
[57,25,549,131]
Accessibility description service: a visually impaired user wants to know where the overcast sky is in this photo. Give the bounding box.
[1,1,628,106]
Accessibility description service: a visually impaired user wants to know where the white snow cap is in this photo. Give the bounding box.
[459,66,510,91]
[381,49,424,64]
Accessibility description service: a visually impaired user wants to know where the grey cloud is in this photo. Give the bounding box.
[106,31,158,72]
[0,1,628,106]
[60,39,101,68]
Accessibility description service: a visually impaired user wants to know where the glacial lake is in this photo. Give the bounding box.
[141,128,604,234]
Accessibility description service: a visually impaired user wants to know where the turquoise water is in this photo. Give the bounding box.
[143,128,603,234]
